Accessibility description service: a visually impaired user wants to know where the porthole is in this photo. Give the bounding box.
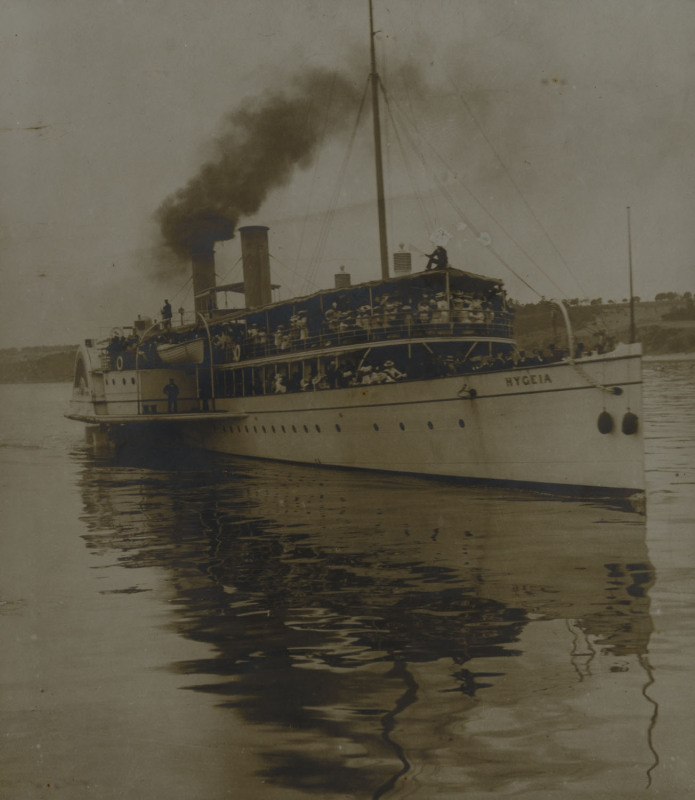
[373,423,379,431]
[315,424,321,433]
[303,424,309,433]
[335,423,341,432]
[253,426,258,433]
[237,425,241,433]
[282,425,286,433]
[427,421,434,430]
[399,422,405,431]
[131,377,136,385]
[122,378,126,385]
[458,419,465,428]
[292,425,297,433]
[245,425,249,433]
[271,425,276,433]
[262,425,266,433]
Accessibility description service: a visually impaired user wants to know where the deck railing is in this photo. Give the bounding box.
[98,312,515,371]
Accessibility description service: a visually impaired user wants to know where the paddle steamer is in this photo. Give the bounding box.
[67,2,644,499]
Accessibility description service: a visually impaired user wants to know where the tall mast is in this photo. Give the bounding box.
[369,0,389,280]
[627,206,636,344]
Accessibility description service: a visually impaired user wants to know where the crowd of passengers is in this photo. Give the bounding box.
[242,339,602,396]
[208,285,514,362]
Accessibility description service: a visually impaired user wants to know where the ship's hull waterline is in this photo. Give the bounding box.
[74,348,644,496]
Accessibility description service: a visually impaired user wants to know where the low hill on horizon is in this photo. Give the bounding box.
[0,298,693,383]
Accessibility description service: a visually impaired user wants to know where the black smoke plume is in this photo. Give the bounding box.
[156,68,362,258]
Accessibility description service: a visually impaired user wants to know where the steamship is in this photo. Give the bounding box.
[67,5,644,499]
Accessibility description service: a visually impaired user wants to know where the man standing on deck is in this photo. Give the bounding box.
[163,378,179,413]
[161,299,173,328]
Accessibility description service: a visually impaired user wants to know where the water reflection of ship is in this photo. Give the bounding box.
[76,448,656,797]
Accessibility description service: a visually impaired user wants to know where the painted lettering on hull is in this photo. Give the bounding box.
[505,374,552,387]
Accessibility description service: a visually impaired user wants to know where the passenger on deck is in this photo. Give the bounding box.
[163,378,179,413]
[431,292,450,325]
[354,306,371,337]
[161,300,173,329]
[325,302,341,333]
[417,296,432,327]
[425,245,448,270]
[371,365,389,384]
[383,360,407,381]
[360,365,374,385]
[273,373,287,394]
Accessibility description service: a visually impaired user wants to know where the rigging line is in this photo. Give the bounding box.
[382,82,567,298]
[304,77,371,292]
[306,76,371,292]
[381,92,540,295]
[300,77,362,293]
[217,256,243,287]
[169,274,192,303]
[446,72,586,297]
[270,253,320,292]
[293,72,346,296]
[380,84,437,235]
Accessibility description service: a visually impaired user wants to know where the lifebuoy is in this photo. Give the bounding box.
[232,344,242,362]
[115,355,124,371]
[111,327,124,338]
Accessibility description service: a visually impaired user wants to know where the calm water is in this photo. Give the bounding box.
[1,360,694,799]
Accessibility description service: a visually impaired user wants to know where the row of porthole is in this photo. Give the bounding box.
[218,419,467,435]
[110,377,136,386]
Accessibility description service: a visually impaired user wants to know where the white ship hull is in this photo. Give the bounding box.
[178,347,643,494]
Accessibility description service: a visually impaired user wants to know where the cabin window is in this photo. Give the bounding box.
[292,425,297,433]
[427,421,434,429]
[373,423,379,431]
[458,419,465,428]
[399,422,405,430]
[315,424,321,433]
[335,423,341,432]
[303,424,309,433]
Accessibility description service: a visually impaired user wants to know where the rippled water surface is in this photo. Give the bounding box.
[1,359,694,799]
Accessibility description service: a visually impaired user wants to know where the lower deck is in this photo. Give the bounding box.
[73,348,645,495]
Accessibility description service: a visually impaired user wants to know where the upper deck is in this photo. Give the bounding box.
[102,268,515,372]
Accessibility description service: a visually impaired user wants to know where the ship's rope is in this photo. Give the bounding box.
[290,74,342,297]
[380,83,437,236]
[381,80,566,299]
[445,72,587,299]
[217,256,242,287]
[270,253,320,295]
[301,77,371,295]
[566,355,619,393]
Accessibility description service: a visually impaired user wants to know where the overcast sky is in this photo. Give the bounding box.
[2,0,693,347]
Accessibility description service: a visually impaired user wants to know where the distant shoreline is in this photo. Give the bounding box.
[1,298,693,383]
